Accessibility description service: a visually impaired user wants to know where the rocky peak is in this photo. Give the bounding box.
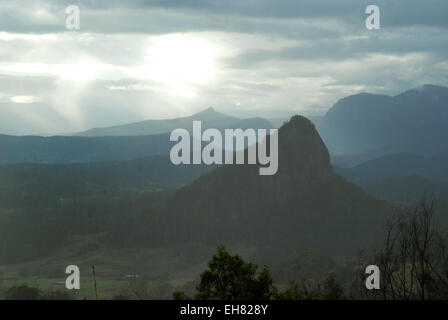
[276,115,331,180]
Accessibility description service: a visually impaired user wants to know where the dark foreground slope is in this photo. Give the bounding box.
[131,116,392,256]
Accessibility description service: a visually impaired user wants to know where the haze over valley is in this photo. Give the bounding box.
[1,0,448,300]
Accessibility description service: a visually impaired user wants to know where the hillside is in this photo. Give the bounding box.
[0,156,215,210]
[362,175,448,204]
[334,152,448,204]
[344,153,448,183]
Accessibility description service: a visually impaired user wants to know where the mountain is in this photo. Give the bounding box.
[0,108,274,164]
[127,116,392,256]
[0,115,393,269]
[76,107,273,136]
[318,84,448,163]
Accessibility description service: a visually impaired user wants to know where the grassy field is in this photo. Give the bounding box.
[0,240,215,299]
[0,241,315,299]
[0,275,193,299]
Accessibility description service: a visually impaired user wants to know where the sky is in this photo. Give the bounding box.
[0,0,447,135]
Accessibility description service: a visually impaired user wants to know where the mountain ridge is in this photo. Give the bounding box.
[75,107,273,137]
[318,84,448,162]
[0,108,274,163]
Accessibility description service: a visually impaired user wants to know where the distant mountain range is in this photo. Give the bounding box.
[317,84,448,164]
[2,85,447,207]
[75,107,273,137]
[0,108,273,163]
[305,84,448,202]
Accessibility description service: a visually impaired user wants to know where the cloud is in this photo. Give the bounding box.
[0,0,447,134]
[1,0,448,35]
[10,95,40,103]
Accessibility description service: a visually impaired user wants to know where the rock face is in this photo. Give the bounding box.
[145,115,392,256]
[276,115,332,185]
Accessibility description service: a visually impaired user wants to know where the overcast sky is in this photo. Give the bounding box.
[0,0,447,135]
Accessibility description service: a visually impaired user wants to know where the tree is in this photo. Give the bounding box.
[175,246,277,300]
[276,274,344,300]
[275,281,322,300]
[357,199,448,300]
[173,291,190,300]
[173,246,348,300]
[322,273,345,300]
